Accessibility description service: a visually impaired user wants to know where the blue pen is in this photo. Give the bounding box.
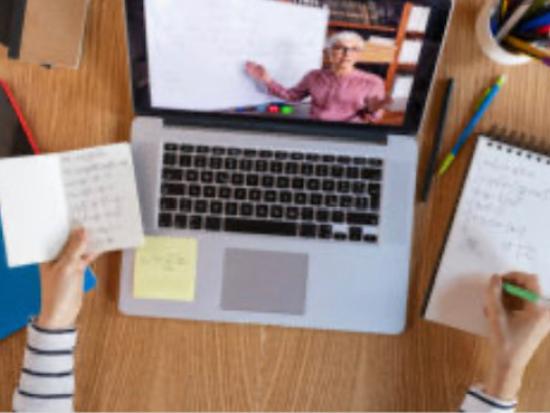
[518,10,550,31]
[438,75,507,176]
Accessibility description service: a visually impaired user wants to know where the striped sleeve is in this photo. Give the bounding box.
[460,386,517,412]
[12,323,77,412]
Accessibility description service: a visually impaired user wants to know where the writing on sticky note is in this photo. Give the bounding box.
[133,237,197,301]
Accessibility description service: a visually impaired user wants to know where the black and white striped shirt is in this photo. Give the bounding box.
[13,324,76,412]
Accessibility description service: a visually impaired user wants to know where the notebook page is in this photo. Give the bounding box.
[425,136,550,336]
[0,155,69,267]
[60,144,144,254]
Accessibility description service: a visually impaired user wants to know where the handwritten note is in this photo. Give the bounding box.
[60,145,144,254]
[145,0,329,110]
[133,237,197,301]
[0,144,144,267]
[425,136,550,336]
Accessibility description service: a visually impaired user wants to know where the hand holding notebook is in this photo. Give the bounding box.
[0,143,144,267]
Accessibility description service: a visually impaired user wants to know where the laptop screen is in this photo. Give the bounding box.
[126,0,450,138]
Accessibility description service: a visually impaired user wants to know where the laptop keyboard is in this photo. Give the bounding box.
[158,143,383,243]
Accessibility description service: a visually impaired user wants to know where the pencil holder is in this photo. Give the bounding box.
[476,0,532,65]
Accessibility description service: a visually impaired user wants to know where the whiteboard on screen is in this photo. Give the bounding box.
[145,0,329,111]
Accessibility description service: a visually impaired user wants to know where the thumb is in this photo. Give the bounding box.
[58,228,88,267]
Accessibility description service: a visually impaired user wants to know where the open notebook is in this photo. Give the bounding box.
[424,135,550,336]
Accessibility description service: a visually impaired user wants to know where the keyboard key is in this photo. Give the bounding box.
[216,172,229,184]
[331,211,344,223]
[346,167,360,179]
[180,144,194,153]
[285,162,299,174]
[194,200,207,213]
[175,214,187,229]
[337,181,351,193]
[364,234,378,243]
[270,161,283,173]
[244,149,257,157]
[196,146,209,154]
[160,197,177,211]
[356,197,369,210]
[246,174,259,187]
[334,233,347,241]
[256,204,269,218]
[227,147,242,156]
[347,213,379,226]
[353,157,367,165]
[235,188,247,200]
[322,180,335,191]
[277,176,290,188]
[189,185,201,197]
[292,177,304,190]
[337,156,351,164]
[322,155,336,163]
[280,191,292,203]
[232,174,244,185]
[185,170,198,182]
[259,150,273,158]
[301,207,314,221]
[239,159,253,171]
[194,156,207,168]
[340,196,353,208]
[210,158,223,169]
[225,203,238,216]
[368,183,381,196]
[316,210,329,222]
[270,205,283,219]
[302,164,314,175]
[249,189,262,201]
[190,215,203,229]
[163,168,183,181]
[225,158,238,170]
[179,155,192,167]
[291,152,305,160]
[319,225,332,239]
[306,153,320,161]
[219,187,232,199]
[368,158,384,167]
[210,201,223,215]
[255,160,268,172]
[299,223,316,238]
[307,179,320,191]
[206,217,222,231]
[201,171,213,183]
[179,198,192,213]
[163,153,177,166]
[264,191,277,202]
[164,143,178,151]
[295,192,307,205]
[161,183,185,196]
[286,207,299,220]
[261,175,274,188]
[315,165,329,177]
[310,193,323,206]
[225,218,296,236]
[331,165,344,178]
[203,186,216,198]
[325,195,338,207]
[212,147,226,155]
[352,182,366,194]
[275,151,288,160]
[349,227,362,241]
[240,203,253,217]
[158,213,173,228]
[362,168,383,181]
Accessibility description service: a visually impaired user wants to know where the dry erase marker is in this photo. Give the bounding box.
[438,75,507,176]
[503,282,550,305]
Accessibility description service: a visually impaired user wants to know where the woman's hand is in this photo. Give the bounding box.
[483,273,550,400]
[245,61,271,84]
[35,228,98,330]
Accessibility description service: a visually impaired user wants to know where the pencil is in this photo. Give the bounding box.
[504,35,550,58]
[496,0,534,40]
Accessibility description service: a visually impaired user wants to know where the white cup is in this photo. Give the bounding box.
[476,0,532,65]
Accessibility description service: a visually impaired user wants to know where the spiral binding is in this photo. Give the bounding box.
[483,126,550,165]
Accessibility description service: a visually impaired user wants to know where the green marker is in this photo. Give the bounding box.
[503,282,550,304]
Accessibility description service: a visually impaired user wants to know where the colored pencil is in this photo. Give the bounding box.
[497,0,534,40]
[518,10,550,31]
[504,34,550,58]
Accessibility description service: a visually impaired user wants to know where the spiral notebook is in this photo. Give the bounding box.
[424,134,550,336]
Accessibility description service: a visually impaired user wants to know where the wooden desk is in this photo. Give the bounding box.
[1,0,549,410]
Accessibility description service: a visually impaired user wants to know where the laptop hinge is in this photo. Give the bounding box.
[162,114,390,145]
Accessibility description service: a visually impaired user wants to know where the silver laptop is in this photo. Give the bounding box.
[119,0,452,334]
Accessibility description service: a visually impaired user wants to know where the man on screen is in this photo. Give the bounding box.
[245,31,390,123]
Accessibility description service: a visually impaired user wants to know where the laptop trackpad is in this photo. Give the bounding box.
[220,249,308,315]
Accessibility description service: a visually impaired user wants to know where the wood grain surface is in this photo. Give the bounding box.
[1,0,550,410]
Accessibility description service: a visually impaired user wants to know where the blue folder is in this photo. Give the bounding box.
[0,222,96,340]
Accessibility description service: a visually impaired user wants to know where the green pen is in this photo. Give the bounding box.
[503,282,550,304]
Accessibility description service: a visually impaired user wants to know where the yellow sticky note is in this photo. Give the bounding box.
[133,237,197,301]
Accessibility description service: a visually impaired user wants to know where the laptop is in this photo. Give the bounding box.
[119,0,452,334]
